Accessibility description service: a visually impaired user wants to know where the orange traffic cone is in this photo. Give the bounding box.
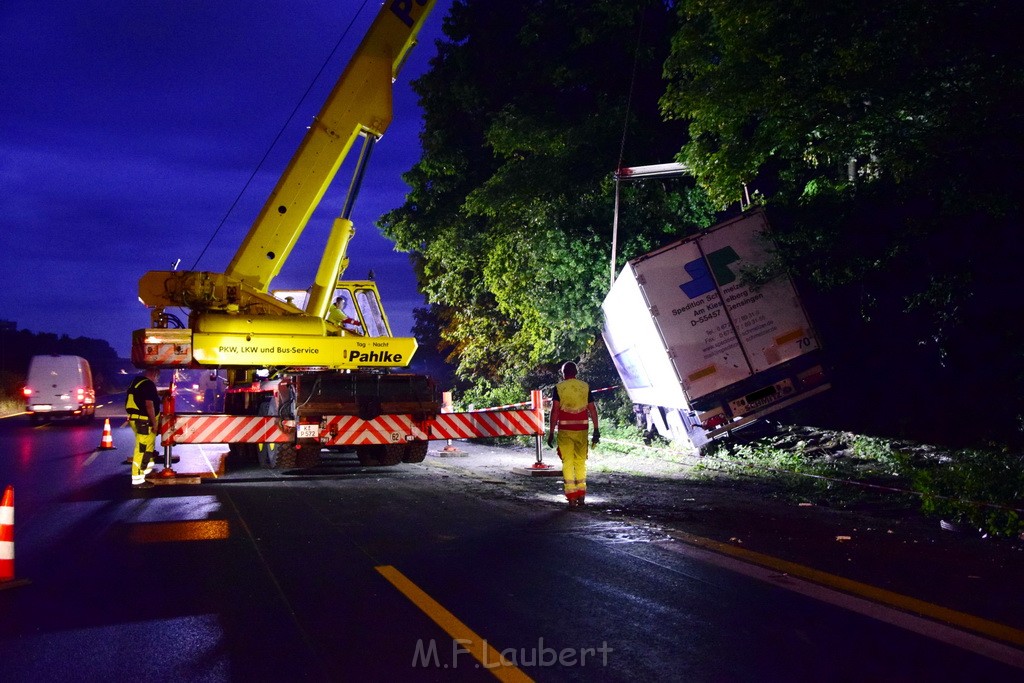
[0,485,28,589]
[98,418,116,450]
[0,486,12,581]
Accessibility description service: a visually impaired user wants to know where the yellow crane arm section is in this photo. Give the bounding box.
[225,0,436,293]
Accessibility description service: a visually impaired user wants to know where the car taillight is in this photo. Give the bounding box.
[227,382,267,394]
[702,414,729,430]
[76,387,85,401]
[23,387,32,397]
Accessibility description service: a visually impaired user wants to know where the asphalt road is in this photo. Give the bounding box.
[1,402,1022,681]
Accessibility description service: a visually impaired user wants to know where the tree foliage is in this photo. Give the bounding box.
[381,0,714,402]
[0,323,125,395]
[661,0,1023,207]
[382,0,1024,445]
[661,0,1024,445]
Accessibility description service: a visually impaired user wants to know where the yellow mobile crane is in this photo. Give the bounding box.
[133,0,441,468]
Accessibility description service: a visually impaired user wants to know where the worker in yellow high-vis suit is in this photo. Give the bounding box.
[125,368,161,489]
[547,362,599,509]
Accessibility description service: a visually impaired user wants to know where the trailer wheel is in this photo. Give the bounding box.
[402,441,428,463]
[355,446,376,466]
[378,443,404,465]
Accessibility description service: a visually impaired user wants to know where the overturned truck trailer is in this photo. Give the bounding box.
[602,208,830,450]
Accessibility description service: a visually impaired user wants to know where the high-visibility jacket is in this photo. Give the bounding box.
[554,378,592,431]
[125,376,160,421]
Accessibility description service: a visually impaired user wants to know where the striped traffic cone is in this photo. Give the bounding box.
[98,419,115,450]
[0,485,28,588]
[0,486,12,580]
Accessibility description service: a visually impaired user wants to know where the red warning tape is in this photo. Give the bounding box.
[469,385,619,412]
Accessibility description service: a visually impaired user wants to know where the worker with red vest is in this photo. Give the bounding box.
[125,368,161,489]
[547,361,600,508]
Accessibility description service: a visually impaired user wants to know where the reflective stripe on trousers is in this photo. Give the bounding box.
[130,419,157,485]
[557,429,588,501]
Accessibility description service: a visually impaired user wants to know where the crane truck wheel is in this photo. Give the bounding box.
[272,441,322,469]
[296,441,322,469]
[401,441,428,463]
[355,444,404,466]
[274,443,297,469]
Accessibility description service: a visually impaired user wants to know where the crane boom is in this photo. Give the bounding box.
[128,2,547,475]
[226,0,436,293]
[134,0,436,371]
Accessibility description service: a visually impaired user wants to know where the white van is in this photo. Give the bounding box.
[24,355,96,423]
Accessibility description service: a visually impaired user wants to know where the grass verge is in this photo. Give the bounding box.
[598,422,1024,539]
[0,394,22,418]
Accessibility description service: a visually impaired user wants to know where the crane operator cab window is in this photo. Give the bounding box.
[354,288,391,337]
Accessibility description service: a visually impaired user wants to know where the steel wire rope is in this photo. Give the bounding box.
[189,0,375,272]
[615,4,648,171]
[608,5,648,287]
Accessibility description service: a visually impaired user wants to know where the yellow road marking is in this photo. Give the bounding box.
[129,520,230,543]
[197,445,221,478]
[667,529,1024,648]
[376,565,533,682]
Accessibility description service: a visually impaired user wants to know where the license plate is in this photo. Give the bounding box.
[297,424,319,439]
[32,404,53,412]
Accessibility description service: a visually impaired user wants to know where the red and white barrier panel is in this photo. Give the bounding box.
[320,414,430,446]
[322,389,543,442]
[161,415,292,446]
[161,409,541,446]
[159,390,546,446]
[428,408,543,439]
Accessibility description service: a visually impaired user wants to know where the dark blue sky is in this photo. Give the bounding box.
[1,0,452,357]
